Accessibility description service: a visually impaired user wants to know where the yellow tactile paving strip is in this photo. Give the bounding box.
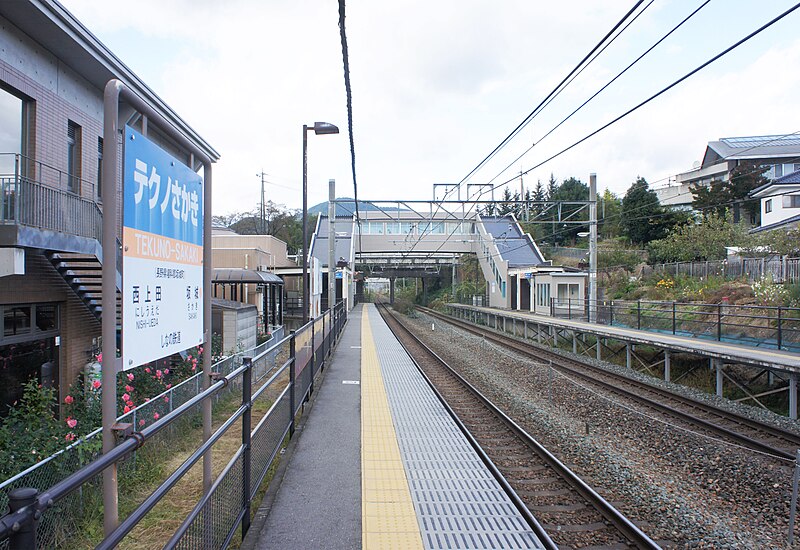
[361,308,424,550]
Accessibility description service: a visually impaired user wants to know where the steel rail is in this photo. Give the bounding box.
[378,303,660,549]
[422,306,800,461]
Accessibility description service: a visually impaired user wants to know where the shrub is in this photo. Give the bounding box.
[598,247,645,272]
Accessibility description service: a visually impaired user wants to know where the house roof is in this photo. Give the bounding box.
[213,268,283,284]
[750,213,800,233]
[702,135,800,167]
[480,215,545,268]
[749,169,800,197]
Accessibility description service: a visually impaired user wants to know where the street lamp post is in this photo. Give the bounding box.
[302,122,339,324]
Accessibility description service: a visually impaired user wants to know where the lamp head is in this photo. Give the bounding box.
[313,122,339,135]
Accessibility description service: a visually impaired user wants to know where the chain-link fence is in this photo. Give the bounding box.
[0,323,301,549]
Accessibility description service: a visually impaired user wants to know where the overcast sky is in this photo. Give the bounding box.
[62,0,800,215]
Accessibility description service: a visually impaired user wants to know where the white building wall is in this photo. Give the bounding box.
[761,184,800,226]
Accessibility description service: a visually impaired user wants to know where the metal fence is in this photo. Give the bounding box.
[0,301,347,549]
[648,257,800,284]
[551,298,800,352]
[1,153,103,241]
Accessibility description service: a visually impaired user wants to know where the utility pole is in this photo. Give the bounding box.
[256,171,268,234]
[519,170,528,222]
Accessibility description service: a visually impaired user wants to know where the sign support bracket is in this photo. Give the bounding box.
[102,79,213,536]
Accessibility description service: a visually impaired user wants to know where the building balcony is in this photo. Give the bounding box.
[0,153,105,253]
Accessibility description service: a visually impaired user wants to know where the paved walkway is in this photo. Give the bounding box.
[246,305,362,550]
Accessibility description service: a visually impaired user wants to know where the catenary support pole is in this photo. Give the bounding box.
[791,373,798,421]
[716,360,724,397]
[664,350,671,382]
[589,173,597,323]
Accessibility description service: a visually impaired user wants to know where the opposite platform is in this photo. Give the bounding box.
[246,304,545,549]
[449,303,800,372]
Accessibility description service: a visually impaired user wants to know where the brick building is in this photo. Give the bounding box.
[0,1,218,412]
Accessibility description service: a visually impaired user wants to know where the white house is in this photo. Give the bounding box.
[750,170,800,233]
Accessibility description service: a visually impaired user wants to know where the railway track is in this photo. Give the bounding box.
[377,303,662,549]
[419,305,800,462]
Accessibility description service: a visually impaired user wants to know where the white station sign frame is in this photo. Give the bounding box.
[122,126,204,370]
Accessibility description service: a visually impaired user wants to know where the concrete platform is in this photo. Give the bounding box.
[448,304,800,372]
[245,304,544,549]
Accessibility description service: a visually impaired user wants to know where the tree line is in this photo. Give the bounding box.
[212,201,317,255]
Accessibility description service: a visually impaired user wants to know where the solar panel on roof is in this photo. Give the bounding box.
[721,135,800,148]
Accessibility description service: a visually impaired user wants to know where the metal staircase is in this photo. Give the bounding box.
[47,251,122,324]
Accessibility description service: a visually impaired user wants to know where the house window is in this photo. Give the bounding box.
[794,164,800,174]
[0,86,24,175]
[96,137,103,199]
[765,198,772,214]
[783,195,800,209]
[775,164,784,178]
[67,121,81,193]
[2,304,59,341]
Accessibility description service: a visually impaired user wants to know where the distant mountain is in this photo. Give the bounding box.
[308,198,406,217]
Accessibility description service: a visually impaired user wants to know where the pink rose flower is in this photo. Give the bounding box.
[96,353,102,363]
[66,417,77,429]
[64,395,74,405]
[145,367,151,374]
[153,412,160,420]
[92,380,101,390]
[122,393,130,402]
[65,433,76,442]
[125,385,133,393]
[138,419,145,427]
[127,373,134,381]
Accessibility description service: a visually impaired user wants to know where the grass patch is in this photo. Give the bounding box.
[64,368,291,549]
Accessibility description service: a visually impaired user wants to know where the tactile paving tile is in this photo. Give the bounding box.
[368,306,544,550]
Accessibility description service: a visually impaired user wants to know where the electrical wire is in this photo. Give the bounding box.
[392,0,652,270]
[488,2,800,193]
[485,0,713,188]
[457,0,649,190]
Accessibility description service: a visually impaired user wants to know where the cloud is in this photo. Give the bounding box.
[60,0,800,212]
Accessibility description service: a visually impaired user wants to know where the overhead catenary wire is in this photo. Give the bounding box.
[456,0,649,191]
[484,0,713,188]
[394,1,652,270]
[488,2,800,193]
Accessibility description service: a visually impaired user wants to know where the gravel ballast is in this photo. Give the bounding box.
[402,309,799,549]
